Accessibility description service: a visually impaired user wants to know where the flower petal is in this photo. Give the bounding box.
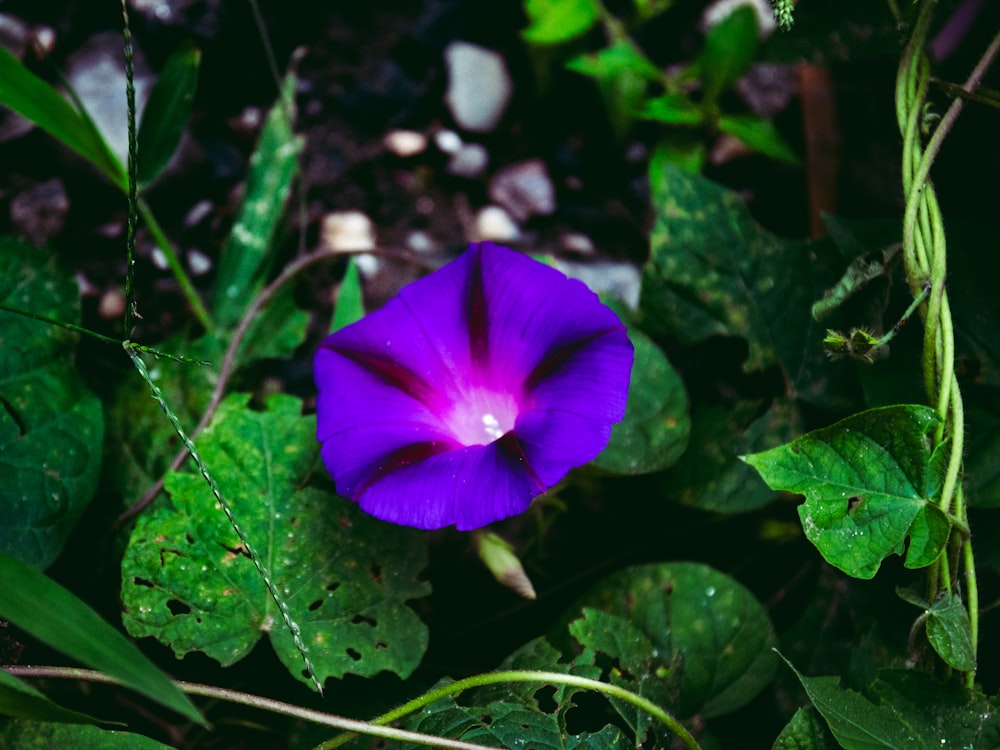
[353,441,543,530]
[314,241,635,530]
[472,242,630,389]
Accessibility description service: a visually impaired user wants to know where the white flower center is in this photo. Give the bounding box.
[444,387,520,446]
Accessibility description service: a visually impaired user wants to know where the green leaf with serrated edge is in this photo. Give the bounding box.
[925,594,976,672]
[344,639,629,750]
[331,258,365,333]
[103,335,217,511]
[594,323,690,475]
[0,551,203,725]
[522,0,600,44]
[700,5,758,103]
[641,164,845,408]
[0,721,173,749]
[211,73,302,329]
[780,655,1000,750]
[137,44,201,187]
[772,708,836,750]
[664,398,800,513]
[0,669,106,725]
[744,404,943,579]
[564,563,777,719]
[568,609,678,745]
[121,393,430,686]
[0,46,125,188]
[718,114,799,164]
[106,303,307,513]
[0,239,104,569]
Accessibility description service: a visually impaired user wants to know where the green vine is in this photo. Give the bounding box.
[319,669,701,750]
[893,0,1000,686]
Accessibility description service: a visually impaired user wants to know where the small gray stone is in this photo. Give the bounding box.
[447,143,489,179]
[65,31,153,167]
[474,205,520,243]
[555,259,642,311]
[444,42,512,134]
[321,211,376,253]
[488,160,556,222]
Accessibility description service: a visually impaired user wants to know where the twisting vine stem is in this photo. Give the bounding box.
[894,0,1000,686]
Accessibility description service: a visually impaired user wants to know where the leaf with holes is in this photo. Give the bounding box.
[0,238,104,569]
[743,405,946,579]
[120,393,430,687]
[342,638,630,750]
[568,608,679,745]
[564,562,777,720]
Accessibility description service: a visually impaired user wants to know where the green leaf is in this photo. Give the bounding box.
[0,550,203,725]
[565,562,777,719]
[121,394,430,687]
[0,721,173,749]
[594,325,690,475]
[212,73,302,329]
[641,164,844,407]
[344,638,629,750]
[781,656,1000,749]
[925,594,976,672]
[772,708,835,750]
[664,398,800,513]
[0,670,106,725]
[0,239,104,569]
[743,405,944,579]
[237,282,310,361]
[331,258,365,333]
[137,44,201,187]
[718,114,799,164]
[522,0,601,45]
[566,40,661,139]
[700,5,758,103]
[568,609,678,745]
[639,94,704,126]
[0,45,125,188]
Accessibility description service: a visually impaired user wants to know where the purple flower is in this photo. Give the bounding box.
[314,242,634,530]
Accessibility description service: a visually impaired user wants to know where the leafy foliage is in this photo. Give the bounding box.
[0,550,202,724]
[744,405,949,579]
[783,657,1000,750]
[595,322,690,475]
[563,562,778,720]
[121,394,430,686]
[0,240,104,569]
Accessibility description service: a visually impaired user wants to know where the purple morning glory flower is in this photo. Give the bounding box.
[314,242,634,531]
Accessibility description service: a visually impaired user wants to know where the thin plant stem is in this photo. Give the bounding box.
[892,0,998,687]
[138,197,214,332]
[123,342,322,695]
[0,304,121,346]
[121,0,139,339]
[116,246,435,527]
[2,666,494,750]
[318,670,701,750]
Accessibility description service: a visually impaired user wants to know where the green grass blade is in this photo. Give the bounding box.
[0,550,205,726]
[0,669,108,725]
[211,72,302,328]
[330,258,365,333]
[137,44,201,188]
[0,45,126,189]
